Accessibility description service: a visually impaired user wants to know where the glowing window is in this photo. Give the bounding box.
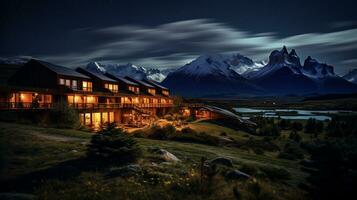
[59,78,65,85]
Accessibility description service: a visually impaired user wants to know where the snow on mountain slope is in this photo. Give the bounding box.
[343,69,357,84]
[86,62,168,81]
[248,46,357,94]
[161,54,263,97]
[244,46,303,79]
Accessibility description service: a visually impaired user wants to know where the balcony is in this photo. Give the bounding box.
[0,102,174,110]
[0,102,54,109]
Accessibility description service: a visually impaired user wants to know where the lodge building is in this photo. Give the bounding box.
[0,59,173,127]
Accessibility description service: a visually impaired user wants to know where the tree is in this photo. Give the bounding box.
[291,122,303,131]
[87,123,141,164]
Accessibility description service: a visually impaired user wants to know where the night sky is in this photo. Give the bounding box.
[1,0,357,75]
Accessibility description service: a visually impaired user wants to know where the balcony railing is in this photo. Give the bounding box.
[0,102,173,110]
[0,102,54,109]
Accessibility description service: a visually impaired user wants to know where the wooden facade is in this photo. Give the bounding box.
[0,59,174,128]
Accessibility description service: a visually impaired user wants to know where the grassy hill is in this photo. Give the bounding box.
[0,121,309,200]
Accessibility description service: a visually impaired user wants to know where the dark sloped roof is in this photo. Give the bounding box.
[202,105,257,126]
[143,79,168,90]
[77,68,116,82]
[105,73,139,86]
[125,76,155,88]
[34,60,90,79]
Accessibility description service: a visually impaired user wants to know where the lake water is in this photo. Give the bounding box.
[234,108,355,121]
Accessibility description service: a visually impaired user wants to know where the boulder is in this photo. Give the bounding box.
[148,146,180,162]
[225,170,251,180]
[106,164,142,178]
[208,157,233,167]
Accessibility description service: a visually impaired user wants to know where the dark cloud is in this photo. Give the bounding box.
[29,19,357,74]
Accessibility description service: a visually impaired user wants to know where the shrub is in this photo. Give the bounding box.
[259,165,291,181]
[279,141,304,160]
[50,102,80,128]
[244,138,280,152]
[279,119,291,130]
[304,118,324,134]
[288,130,302,142]
[253,148,265,155]
[147,124,176,140]
[239,164,258,176]
[171,130,220,146]
[87,123,141,164]
[291,122,303,131]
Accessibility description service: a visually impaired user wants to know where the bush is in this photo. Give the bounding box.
[278,141,304,160]
[288,130,302,142]
[291,122,303,131]
[304,118,324,134]
[253,148,265,155]
[239,164,258,176]
[50,102,80,128]
[259,165,291,181]
[243,138,280,152]
[278,119,291,130]
[172,129,220,146]
[147,124,176,140]
[87,123,141,164]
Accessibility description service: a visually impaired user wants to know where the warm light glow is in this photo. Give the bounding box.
[148,88,156,95]
[82,81,93,91]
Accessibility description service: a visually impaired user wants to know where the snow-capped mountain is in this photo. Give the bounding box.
[86,62,168,82]
[248,46,357,94]
[302,56,335,79]
[343,69,357,84]
[161,54,263,97]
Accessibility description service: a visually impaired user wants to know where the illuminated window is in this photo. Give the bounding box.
[128,86,139,94]
[148,88,156,95]
[72,80,77,89]
[109,112,114,123]
[59,78,65,85]
[85,113,91,125]
[67,95,74,103]
[102,112,108,123]
[65,79,71,87]
[162,90,169,96]
[105,83,118,93]
[82,81,93,91]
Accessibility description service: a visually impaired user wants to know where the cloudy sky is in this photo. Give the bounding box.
[1,0,357,75]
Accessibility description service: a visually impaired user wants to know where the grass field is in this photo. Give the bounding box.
[0,121,308,199]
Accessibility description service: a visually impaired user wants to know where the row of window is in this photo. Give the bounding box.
[58,78,169,96]
[128,86,140,94]
[104,83,119,93]
[66,95,172,104]
[59,78,93,92]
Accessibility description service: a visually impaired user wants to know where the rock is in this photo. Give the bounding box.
[0,193,35,200]
[208,157,233,167]
[161,150,180,162]
[225,170,251,180]
[71,149,78,153]
[106,164,142,178]
[148,147,180,162]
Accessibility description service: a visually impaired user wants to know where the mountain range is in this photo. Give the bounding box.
[162,46,357,97]
[86,62,175,82]
[161,54,264,97]
[1,47,357,97]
